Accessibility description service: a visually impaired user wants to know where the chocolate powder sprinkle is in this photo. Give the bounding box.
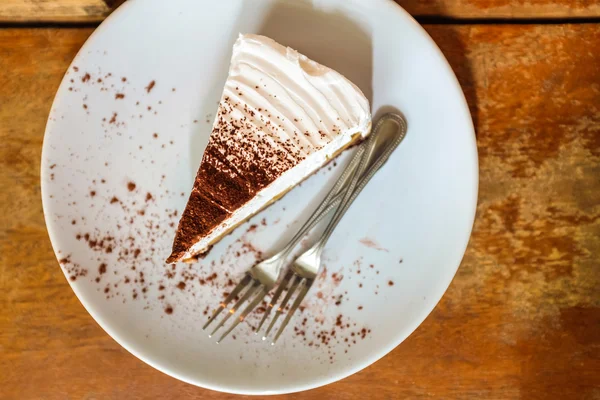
[145,80,156,93]
[167,96,306,262]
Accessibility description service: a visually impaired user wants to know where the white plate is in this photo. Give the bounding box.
[41,0,477,394]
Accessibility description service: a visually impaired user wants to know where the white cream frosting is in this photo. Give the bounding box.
[180,34,371,260]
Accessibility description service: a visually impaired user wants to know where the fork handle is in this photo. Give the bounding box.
[279,133,368,256]
[280,113,406,257]
[312,113,407,254]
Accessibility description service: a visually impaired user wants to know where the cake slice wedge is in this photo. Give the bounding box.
[167,34,371,263]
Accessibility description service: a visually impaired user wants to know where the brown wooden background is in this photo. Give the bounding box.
[1,0,599,399]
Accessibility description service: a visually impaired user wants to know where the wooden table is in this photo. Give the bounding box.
[1,1,599,399]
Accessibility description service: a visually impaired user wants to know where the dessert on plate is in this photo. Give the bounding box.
[167,34,371,263]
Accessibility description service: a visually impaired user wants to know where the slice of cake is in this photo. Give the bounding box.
[167,34,371,263]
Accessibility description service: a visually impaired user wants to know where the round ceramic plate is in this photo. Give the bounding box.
[41,0,477,394]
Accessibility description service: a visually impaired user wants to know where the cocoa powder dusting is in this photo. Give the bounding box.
[56,138,375,360]
[145,80,156,93]
[167,95,307,262]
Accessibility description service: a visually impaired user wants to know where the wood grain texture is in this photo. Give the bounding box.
[0,0,599,22]
[0,0,110,23]
[1,25,599,399]
[398,0,600,19]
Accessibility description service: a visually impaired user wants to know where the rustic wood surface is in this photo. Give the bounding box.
[1,0,600,22]
[1,23,599,399]
[0,0,111,23]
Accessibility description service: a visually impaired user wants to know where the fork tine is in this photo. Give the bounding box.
[256,271,294,335]
[216,285,268,344]
[203,274,252,330]
[209,280,260,337]
[264,274,301,339]
[271,279,312,345]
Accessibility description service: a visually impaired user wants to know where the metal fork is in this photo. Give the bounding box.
[262,113,407,344]
[202,136,368,343]
[202,113,407,343]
